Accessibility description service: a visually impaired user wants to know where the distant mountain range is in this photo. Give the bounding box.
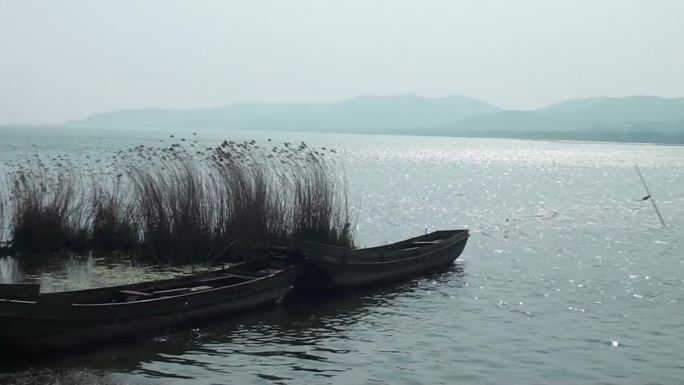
[71,94,684,144]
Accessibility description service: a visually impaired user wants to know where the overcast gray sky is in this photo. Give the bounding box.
[1,0,683,125]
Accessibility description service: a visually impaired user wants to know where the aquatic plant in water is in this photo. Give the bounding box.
[127,148,220,264]
[0,137,355,265]
[91,176,139,252]
[8,157,90,253]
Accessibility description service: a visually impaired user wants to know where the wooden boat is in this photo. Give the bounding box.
[302,230,469,290]
[0,254,301,352]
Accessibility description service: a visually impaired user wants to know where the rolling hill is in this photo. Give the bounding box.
[72,94,501,134]
[71,95,684,144]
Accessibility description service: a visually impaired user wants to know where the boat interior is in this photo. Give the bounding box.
[378,230,463,252]
[1,255,294,305]
[109,267,282,303]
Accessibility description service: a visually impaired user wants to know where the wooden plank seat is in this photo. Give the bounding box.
[199,274,237,283]
[152,285,212,295]
[224,270,267,279]
[199,272,265,282]
[118,290,154,297]
[410,241,443,246]
[189,285,212,292]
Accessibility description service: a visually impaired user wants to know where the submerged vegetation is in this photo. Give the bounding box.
[0,138,354,265]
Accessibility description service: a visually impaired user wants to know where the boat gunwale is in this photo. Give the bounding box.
[0,298,34,305]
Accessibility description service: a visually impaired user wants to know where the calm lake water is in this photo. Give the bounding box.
[1,127,683,385]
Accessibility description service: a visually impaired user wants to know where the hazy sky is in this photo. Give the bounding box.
[1,0,683,124]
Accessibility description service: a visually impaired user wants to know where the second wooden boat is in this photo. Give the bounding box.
[301,229,469,290]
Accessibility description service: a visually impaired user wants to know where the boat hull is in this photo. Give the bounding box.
[302,230,469,290]
[0,262,301,353]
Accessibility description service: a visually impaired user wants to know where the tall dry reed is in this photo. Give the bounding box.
[8,158,90,253]
[126,148,218,264]
[0,138,355,264]
[211,141,288,248]
[90,175,138,252]
[0,173,6,247]
[282,142,354,247]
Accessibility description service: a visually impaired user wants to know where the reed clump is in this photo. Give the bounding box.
[90,177,139,252]
[0,176,6,248]
[210,141,289,249]
[7,158,90,253]
[285,142,353,248]
[128,147,220,264]
[0,138,355,265]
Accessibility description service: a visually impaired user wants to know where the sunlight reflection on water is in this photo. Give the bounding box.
[1,129,684,385]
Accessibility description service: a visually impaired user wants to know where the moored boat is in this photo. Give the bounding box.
[0,254,301,352]
[301,230,469,290]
